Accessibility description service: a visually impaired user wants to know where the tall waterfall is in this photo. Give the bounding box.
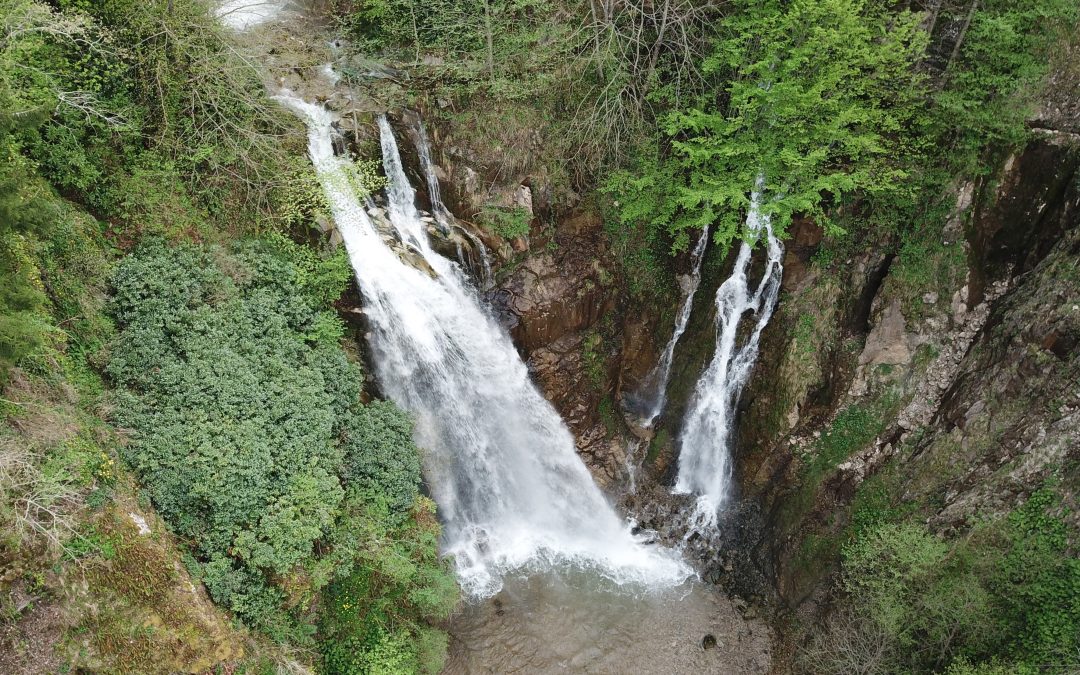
[411,117,493,287]
[278,94,690,597]
[674,188,783,530]
[627,226,710,429]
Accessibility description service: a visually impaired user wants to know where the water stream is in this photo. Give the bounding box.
[411,117,494,287]
[626,226,711,429]
[674,188,784,531]
[278,94,691,599]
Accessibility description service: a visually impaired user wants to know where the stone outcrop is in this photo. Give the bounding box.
[734,135,1079,611]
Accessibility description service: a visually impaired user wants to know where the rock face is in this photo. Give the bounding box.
[734,136,1080,611]
[858,299,913,367]
[486,208,655,485]
[499,245,613,354]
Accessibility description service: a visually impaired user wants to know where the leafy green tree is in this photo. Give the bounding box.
[611,0,926,250]
[917,0,1077,186]
[0,118,50,374]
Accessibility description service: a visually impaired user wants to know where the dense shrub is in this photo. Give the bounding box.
[321,496,458,675]
[4,0,301,238]
[107,240,458,652]
[801,486,1080,673]
[341,400,422,521]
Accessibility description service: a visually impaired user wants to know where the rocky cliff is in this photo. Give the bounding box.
[728,130,1079,645]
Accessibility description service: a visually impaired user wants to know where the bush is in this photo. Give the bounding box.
[341,400,422,521]
[801,485,1080,673]
[106,240,457,643]
[321,497,458,674]
[480,205,531,240]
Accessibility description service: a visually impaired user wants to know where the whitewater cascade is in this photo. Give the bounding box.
[216,0,289,30]
[278,94,690,597]
[674,188,783,530]
[627,226,711,429]
[411,117,494,288]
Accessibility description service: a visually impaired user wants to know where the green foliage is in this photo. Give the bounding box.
[646,428,669,465]
[602,0,1075,296]
[107,240,350,631]
[805,484,1080,672]
[992,486,1080,665]
[262,231,354,309]
[611,0,925,251]
[106,240,456,645]
[931,0,1077,174]
[810,403,888,476]
[332,0,568,88]
[321,497,458,674]
[2,0,301,238]
[0,112,51,375]
[276,157,386,232]
[340,400,422,522]
[597,168,679,302]
[480,204,531,240]
[582,331,606,390]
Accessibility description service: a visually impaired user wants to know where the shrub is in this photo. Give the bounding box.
[341,400,422,522]
[321,497,458,674]
[106,240,457,643]
[480,205,531,240]
[802,485,1080,673]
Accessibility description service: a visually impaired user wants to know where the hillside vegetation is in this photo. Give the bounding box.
[1,0,1077,673]
[1,0,455,672]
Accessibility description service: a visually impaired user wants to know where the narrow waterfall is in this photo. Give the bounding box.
[412,117,494,287]
[627,226,711,429]
[412,117,453,229]
[278,94,690,598]
[674,189,783,530]
[377,116,432,253]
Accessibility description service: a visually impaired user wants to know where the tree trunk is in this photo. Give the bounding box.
[923,0,945,42]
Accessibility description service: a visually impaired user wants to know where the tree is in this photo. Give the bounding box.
[0,114,50,374]
[609,0,927,250]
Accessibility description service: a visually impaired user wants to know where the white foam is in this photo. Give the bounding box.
[215,0,287,30]
[276,93,694,599]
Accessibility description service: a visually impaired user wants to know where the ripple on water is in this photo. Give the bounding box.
[445,569,771,674]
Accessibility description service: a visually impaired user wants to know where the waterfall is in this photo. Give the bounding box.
[412,116,494,288]
[377,116,432,254]
[674,187,783,530]
[412,117,453,230]
[627,226,710,429]
[216,1,287,30]
[624,439,642,494]
[277,93,690,598]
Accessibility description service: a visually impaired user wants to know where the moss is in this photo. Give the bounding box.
[646,428,669,465]
[598,396,618,437]
[59,507,249,673]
